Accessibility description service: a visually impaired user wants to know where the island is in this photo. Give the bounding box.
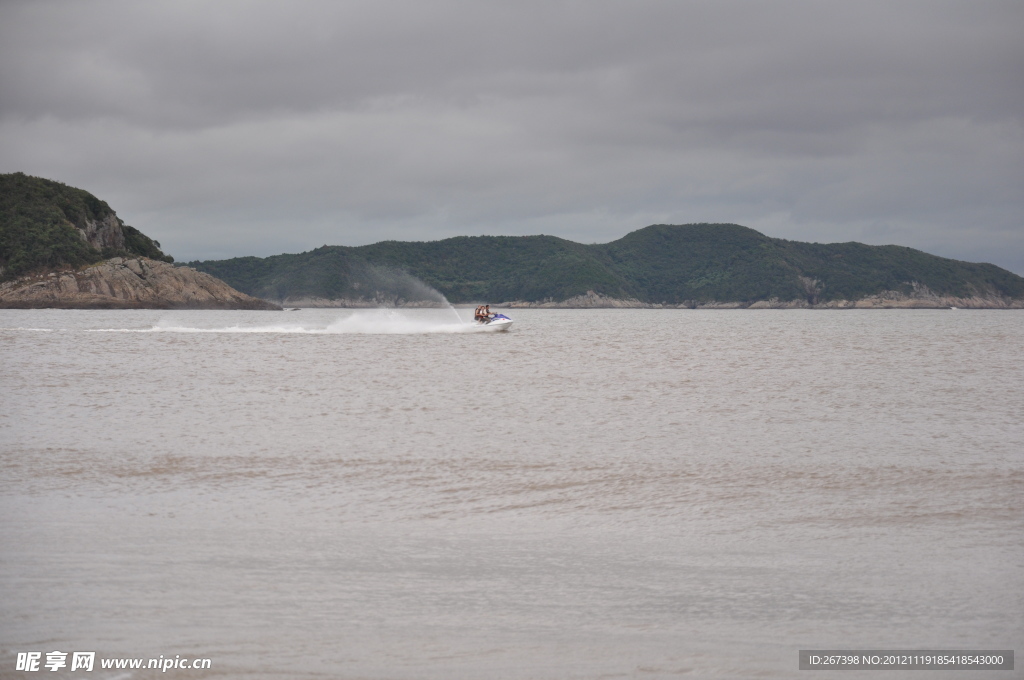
[5,172,1022,310]
[190,228,1024,309]
[0,173,279,310]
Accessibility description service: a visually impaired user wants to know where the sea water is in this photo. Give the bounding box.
[1,308,1021,679]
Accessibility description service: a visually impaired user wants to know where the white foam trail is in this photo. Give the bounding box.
[323,309,475,334]
[84,310,488,335]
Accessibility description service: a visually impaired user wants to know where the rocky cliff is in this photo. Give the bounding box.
[76,212,126,252]
[0,257,280,310]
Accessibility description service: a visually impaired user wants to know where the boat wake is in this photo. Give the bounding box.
[78,309,508,335]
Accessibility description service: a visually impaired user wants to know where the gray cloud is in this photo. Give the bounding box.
[1,0,1021,272]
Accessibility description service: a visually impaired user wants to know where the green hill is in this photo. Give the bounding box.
[190,223,1024,305]
[0,172,171,281]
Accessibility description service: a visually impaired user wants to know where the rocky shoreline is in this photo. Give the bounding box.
[8,271,1017,311]
[494,289,1024,309]
[0,257,280,310]
[273,296,450,308]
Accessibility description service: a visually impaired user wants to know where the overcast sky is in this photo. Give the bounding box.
[1,1,1022,272]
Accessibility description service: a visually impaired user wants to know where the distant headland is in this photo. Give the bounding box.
[190,227,1024,310]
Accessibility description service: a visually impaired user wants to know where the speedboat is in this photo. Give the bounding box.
[476,313,513,331]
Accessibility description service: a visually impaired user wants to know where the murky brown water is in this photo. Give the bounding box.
[2,308,1022,679]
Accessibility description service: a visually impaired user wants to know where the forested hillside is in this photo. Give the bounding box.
[0,173,171,280]
[189,223,1024,305]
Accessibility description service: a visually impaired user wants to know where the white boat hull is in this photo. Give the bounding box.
[474,318,513,332]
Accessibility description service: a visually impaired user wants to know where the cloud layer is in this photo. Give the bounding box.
[1,0,1021,271]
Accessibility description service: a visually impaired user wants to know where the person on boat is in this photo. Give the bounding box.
[474,305,484,322]
[483,305,492,321]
